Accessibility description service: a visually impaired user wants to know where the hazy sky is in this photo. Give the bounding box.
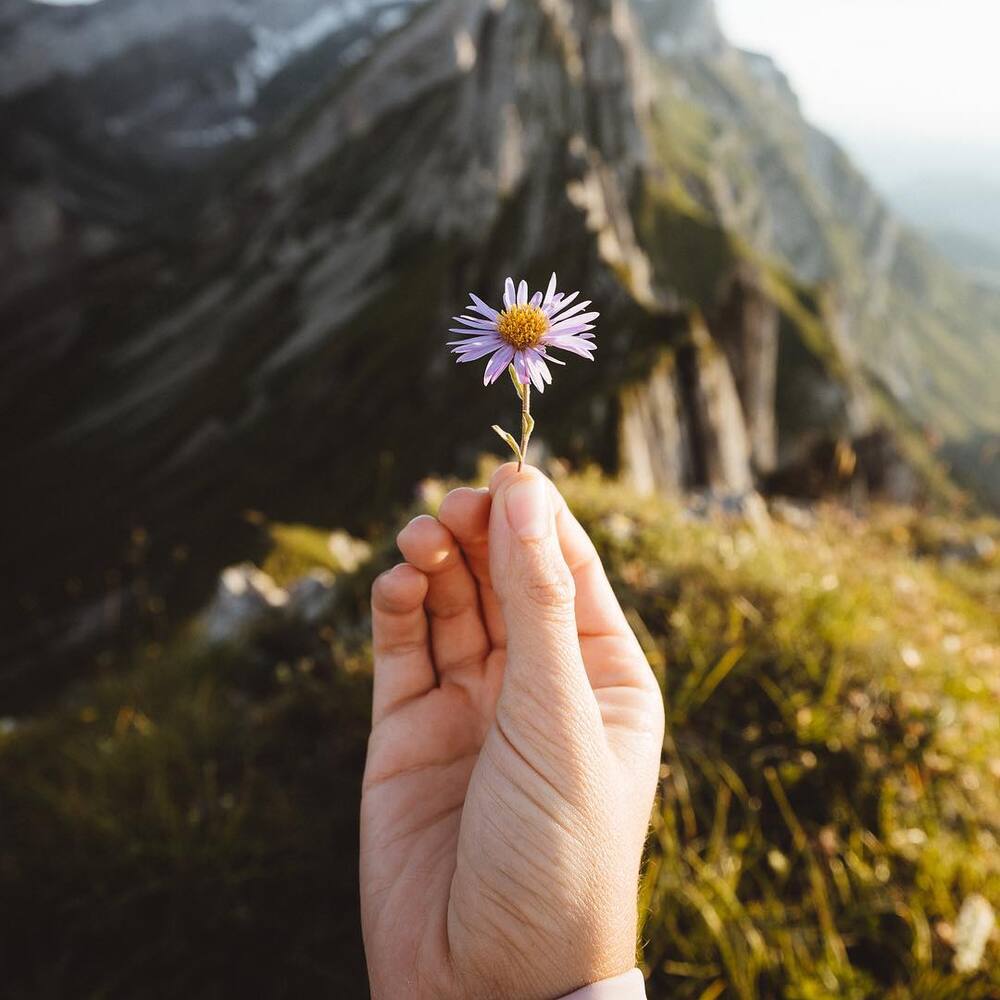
[715,0,1000,185]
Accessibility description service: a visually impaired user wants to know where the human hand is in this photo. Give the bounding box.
[360,465,664,999]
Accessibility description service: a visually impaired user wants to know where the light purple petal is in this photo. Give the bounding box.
[452,315,498,330]
[469,293,500,321]
[484,345,515,384]
[544,292,565,316]
[541,322,594,338]
[452,351,500,360]
[548,301,592,325]
[450,334,504,349]
[543,273,558,307]
[545,332,598,350]
[556,297,591,314]
[550,310,599,332]
[451,278,598,383]
[448,335,502,346]
[545,339,596,360]
[526,358,546,393]
[527,349,553,388]
[556,348,596,361]
[453,350,502,360]
[454,342,508,362]
[546,290,580,317]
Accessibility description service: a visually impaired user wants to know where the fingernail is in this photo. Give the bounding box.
[504,477,550,541]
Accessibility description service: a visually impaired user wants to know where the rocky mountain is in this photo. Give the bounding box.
[1,0,998,699]
[1,0,426,158]
[0,0,429,258]
[927,227,1000,292]
[634,4,1000,449]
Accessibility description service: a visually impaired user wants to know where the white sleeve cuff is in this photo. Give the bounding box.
[559,968,647,999]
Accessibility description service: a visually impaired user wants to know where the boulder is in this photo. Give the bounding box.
[202,564,288,643]
[287,569,338,625]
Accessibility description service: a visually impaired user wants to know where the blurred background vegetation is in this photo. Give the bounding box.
[3,469,997,997]
[1,0,998,996]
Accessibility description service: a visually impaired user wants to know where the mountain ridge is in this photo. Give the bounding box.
[1,0,996,697]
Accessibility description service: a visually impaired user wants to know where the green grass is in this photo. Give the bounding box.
[556,473,999,998]
[1,471,997,998]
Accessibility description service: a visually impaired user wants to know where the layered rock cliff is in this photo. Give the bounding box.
[1,0,997,695]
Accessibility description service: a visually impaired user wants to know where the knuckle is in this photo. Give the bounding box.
[374,636,426,659]
[523,570,575,611]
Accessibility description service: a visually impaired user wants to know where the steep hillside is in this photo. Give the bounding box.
[2,470,997,997]
[1,0,996,696]
[0,0,427,166]
[0,0,431,302]
[630,11,1000,447]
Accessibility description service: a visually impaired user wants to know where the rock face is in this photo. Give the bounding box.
[622,320,755,498]
[711,267,779,475]
[620,355,691,497]
[633,0,724,55]
[637,23,1000,454]
[679,323,754,494]
[0,0,997,693]
[0,0,427,163]
[0,0,431,313]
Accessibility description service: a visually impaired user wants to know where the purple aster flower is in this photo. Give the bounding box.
[447,273,598,393]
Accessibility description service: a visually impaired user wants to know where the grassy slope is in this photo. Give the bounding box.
[1,469,997,999]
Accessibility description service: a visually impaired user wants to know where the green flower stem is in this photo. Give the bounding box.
[492,365,534,469]
[518,381,534,472]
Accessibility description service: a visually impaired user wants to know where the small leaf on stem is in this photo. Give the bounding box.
[491,424,523,462]
[508,364,526,401]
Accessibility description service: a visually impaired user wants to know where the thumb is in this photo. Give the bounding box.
[489,468,600,728]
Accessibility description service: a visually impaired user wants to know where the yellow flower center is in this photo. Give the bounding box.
[497,304,549,351]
